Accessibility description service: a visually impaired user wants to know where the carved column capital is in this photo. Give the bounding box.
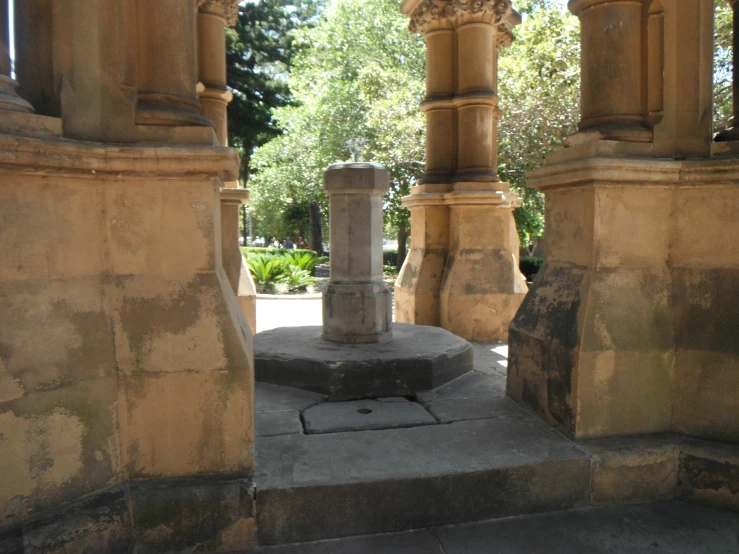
[408,0,519,41]
[197,0,239,26]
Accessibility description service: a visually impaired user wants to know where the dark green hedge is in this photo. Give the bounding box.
[241,247,318,257]
[383,249,398,267]
[520,256,544,280]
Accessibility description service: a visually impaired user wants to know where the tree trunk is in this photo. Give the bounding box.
[309,202,324,256]
[397,223,409,270]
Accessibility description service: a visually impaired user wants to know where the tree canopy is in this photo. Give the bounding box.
[246,0,425,250]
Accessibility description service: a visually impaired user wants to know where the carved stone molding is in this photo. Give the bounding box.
[409,0,516,35]
[197,0,239,26]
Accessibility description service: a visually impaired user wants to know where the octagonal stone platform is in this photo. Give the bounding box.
[255,323,474,399]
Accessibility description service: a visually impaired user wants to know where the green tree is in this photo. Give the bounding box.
[498,0,580,247]
[248,0,425,265]
[715,0,733,133]
[226,0,323,182]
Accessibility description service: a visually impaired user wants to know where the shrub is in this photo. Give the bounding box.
[245,253,285,293]
[242,247,317,257]
[283,250,319,275]
[279,266,317,293]
[519,256,544,280]
[383,249,398,267]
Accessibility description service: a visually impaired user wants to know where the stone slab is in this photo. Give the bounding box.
[417,371,506,402]
[678,438,739,511]
[253,529,443,553]
[472,342,508,376]
[422,395,532,423]
[256,416,591,545]
[255,323,473,399]
[302,398,436,434]
[434,501,739,554]
[256,382,325,414]
[247,501,738,554]
[256,410,304,438]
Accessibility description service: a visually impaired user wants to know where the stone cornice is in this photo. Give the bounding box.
[407,0,520,40]
[0,134,240,181]
[197,0,239,26]
[527,155,739,191]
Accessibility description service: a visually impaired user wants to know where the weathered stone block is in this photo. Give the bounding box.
[255,323,473,399]
[678,440,739,511]
[584,437,679,505]
[129,477,255,553]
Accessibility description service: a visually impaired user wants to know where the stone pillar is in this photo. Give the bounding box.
[136,0,213,127]
[322,163,392,344]
[395,185,449,326]
[440,6,526,341]
[508,0,739,444]
[716,0,739,142]
[196,0,257,334]
[0,0,33,113]
[395,20,454,326]
[197,0,237,147]
[566,0,651,145]
[398,0,526,341]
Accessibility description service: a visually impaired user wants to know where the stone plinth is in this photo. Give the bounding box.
[255,324,473,399]
[322,163,392,344]
[508,143,739,443]
[0,134,255,549]
[220,188,257,335]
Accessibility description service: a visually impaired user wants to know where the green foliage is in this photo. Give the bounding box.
[227,0,323,181]
[498,1,580,246]
[244,249,320,293]
[382,249,398,267]
[247,0,425,240]
[241,247,317,257]
[282,250,320,275]
[279,266,318,292]
[715,1,733,134]
[383,264,399,276]
[246,253,286,293]
[519,256,544,280]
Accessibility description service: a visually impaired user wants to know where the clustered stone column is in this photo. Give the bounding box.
[323,163,393,344]
[566,0,652,145]
[0,0,32,113]
[397,0,526,341]
[197,0,257,334]
[0,1,257,550]
[508,0,737,444]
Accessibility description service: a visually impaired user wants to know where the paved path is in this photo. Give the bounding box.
[256,295,323,334]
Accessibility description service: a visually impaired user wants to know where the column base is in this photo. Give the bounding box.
[323,282,393,344]
[439,189,527,341]
[509,155,739,443]
[395,185,450,326]
[0,74,34,113]
[221,189,257,335]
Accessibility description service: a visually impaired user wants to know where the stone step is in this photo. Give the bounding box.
[248,501,739,553]
[255,416,592,545]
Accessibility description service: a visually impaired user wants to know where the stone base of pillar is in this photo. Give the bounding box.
[395,184,450,326]
[508,147,739,443]
[0,134,255,546]
[323,282,393,344]
[0,74,34,113]
[439,189,527,342]
[0,111,61,137]
[221,188,257,335]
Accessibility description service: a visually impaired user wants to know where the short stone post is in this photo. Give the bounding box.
[323,163,392,344]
